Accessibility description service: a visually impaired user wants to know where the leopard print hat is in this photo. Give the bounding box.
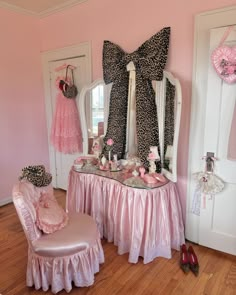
[19,165,52,187]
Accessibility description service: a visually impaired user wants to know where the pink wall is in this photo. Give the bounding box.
[1,0,235,216]
[39,0,236,220]
[0,9,49,202]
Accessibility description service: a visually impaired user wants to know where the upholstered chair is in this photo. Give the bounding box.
[12,180,104,294]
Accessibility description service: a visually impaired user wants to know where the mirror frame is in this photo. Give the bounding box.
[79,73,182,182]
[156,71,182,182]
[79,79,111,155]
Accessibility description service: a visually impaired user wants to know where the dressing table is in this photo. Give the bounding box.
[66,71,185,264]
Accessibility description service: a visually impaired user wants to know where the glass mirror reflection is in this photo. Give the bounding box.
[79,79,111,156]
[163,78,176,172]
[86,84,105,154]
[90,85,105,137]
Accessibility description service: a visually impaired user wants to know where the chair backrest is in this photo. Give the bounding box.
[12,180,53,242]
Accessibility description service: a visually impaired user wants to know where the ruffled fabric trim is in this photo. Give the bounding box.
[50,91,83,154]
[26,237,104,294]
[34,193,69,234]
[67,170,185,264]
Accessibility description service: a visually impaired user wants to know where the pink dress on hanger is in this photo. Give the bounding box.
[51,76,83,154]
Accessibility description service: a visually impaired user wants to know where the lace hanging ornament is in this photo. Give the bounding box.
[194,171,224,195]
[191,155,224,215]
[211,26,236,84]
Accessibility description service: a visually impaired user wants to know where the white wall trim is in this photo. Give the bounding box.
[186,5,236,243]
[0,197,12,207]
[0,1,37,16]
[39,0,88,18]
[197,4,236,16]
[0,0,87,18]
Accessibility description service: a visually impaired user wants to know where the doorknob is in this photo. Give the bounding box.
[205,152,215,173]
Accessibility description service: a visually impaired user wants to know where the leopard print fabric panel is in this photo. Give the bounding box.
[163,79,175,169]
[102,27,171,169]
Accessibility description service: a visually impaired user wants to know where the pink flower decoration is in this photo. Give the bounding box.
[107,138,114,146]
[44,202,50,208]
[226,65,236,74]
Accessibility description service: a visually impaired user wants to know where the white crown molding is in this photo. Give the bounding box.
[0,1,37,16]
[0,0,88,18]
[39,0,88,18]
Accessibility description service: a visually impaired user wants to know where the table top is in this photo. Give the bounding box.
[72,165,169,190]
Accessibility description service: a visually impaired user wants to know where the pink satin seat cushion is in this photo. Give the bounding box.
[34,192,68,234]
[32,213,98,257]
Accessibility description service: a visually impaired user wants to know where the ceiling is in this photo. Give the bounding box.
[0,0,87,17]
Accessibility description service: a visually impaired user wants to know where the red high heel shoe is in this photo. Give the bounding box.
[180,244,189,273]
[188,246,199,276]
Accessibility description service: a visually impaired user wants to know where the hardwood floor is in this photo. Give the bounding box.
[1,189,236,295]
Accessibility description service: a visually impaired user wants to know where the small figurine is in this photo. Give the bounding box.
[139,167,146,178]
[147,152,157,174]
[106,138,114,161]
[92,137,103,159]
[132,169,139,177]
[113,154,118,162]
[101,155,107,167]
[147,146,160,174]
[111,161,118,171]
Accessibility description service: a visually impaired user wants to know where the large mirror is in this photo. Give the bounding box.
[156,71,182,182]
[79,72,182,182]
[79,79,111,155]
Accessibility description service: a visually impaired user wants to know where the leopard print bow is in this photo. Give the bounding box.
[102,27,170,169]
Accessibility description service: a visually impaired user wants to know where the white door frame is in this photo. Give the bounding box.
[186,5,236,243]
[41,42,91,187]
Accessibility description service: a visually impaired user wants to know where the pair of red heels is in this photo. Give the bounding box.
[180,244,199,276]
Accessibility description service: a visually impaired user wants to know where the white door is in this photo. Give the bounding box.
[42,43,91,190]
[49,57,88,189]
[198,26,236,255]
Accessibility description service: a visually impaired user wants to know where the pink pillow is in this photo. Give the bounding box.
[34,192,68,234]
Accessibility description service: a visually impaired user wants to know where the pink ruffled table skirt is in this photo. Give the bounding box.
[67,169,185,264]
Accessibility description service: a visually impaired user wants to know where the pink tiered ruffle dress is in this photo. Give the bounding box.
[50,76,83,154]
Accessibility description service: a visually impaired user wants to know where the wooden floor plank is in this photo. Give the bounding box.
[1,188,236,295]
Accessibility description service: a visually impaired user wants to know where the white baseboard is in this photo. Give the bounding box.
[0,197,12,207]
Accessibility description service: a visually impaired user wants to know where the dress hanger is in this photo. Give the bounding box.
[55,63,77,72]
